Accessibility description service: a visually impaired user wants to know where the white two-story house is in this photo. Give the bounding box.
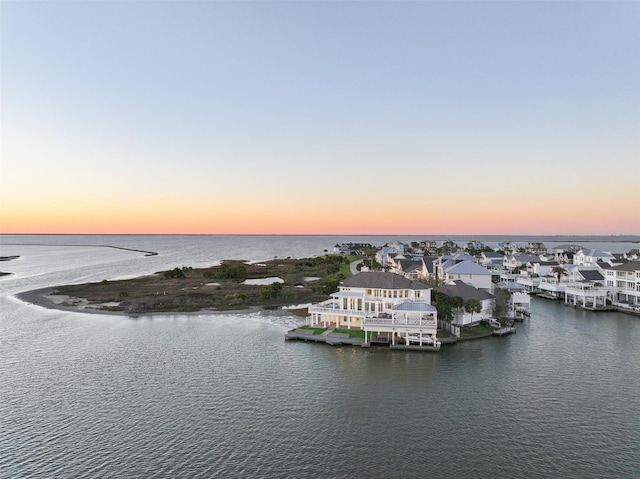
[602,261,640,309]
[443,260,493,291]
[307,272,438,346]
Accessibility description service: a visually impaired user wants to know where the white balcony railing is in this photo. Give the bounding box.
[564,283,610,295]
[364,317,437,328]
[308,305,366,316]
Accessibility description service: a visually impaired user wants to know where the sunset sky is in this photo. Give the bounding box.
[1,1,639,235]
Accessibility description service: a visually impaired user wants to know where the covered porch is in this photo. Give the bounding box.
[363,301,439,348]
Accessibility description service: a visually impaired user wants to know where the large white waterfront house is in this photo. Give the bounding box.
[307,272,438,346]
[603,261,640,309]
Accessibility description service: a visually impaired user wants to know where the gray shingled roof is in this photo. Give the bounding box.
[422,256,437,274]
[602,261,640,272]
[398,259,421,272]
[341,272,429,290]
[435,280,494,301]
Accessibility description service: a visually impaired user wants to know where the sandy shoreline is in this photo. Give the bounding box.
[14,287,271,318]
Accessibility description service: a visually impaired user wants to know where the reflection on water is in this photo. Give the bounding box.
[1,236,640,478]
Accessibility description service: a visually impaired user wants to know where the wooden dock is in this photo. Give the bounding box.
[286,326,512,351]
[390,344,440,352]
[284,328,365,347]
[492,327,516,336]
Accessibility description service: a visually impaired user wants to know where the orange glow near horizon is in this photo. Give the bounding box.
[2,177,638,236]
[2,199,638,236]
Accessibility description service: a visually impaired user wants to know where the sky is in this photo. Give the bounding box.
[1,1,639,235]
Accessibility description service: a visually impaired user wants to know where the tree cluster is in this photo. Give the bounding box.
[204,264,247,281]
[492,288,512,319]
[163,267,187,279]
[432,291,483,323]
[259,282,283,300]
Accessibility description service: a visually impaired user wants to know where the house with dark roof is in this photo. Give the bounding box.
[526,261,559,278]
[553,243,581,262]
[480,251,503,264]
[435,280,494,325]
[307,272,439,347]
[441,240,461,253]
[420,240,438,254]
[525,242,547,255]
[333,242,373,255]
[504,253,540,269]
[420,256,438,282]
[602,261,640,309]
[625,249,640,260]
[394,259,423,280]
[553,244,583,254]
[556,251,575,265]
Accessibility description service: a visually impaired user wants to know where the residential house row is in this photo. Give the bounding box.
[371,240,639,314]
[308,240,639,349]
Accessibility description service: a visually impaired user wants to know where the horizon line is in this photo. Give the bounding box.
[2,232,640,238]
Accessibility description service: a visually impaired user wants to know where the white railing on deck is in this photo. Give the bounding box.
[308,306,365,316]
[364,317,436,328]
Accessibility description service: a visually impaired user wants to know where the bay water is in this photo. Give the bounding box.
[1,235,639,478]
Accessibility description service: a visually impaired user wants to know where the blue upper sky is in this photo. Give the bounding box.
[2,1,639,234]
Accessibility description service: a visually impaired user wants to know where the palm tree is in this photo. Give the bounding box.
[551,266,568,282]
[465,297,482,323]
[450,295,465,323]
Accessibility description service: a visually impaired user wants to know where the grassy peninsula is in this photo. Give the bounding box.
[48,256,352,315]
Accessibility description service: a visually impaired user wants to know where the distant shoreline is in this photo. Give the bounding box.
[1,244,157,256]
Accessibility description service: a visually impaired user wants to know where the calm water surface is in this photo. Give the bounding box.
[1,235,639,478]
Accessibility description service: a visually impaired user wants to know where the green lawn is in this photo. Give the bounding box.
[334,328,366,339]
[459,323,495,335]
[298,325,327,335]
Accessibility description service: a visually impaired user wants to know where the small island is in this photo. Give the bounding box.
[22,256,352,315]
